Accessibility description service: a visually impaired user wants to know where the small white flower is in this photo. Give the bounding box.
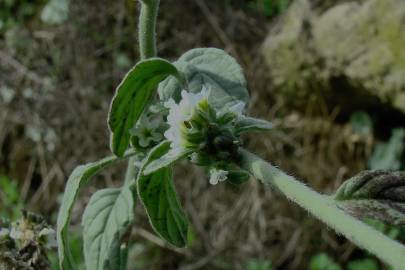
[131,114,163,148]
[209,168,228,185]
[9,227,23,240]
[164,87,210,155]
[0,228,9,238]
[39,228,57,248]
[190,152,199,163]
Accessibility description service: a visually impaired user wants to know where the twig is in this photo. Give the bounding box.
[0,50,48,86]
[194,0,238,57]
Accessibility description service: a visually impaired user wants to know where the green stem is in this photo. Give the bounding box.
[239,149,405,270]
[124,0,160,184]
[124,156,138,184]
[138,0,160,59]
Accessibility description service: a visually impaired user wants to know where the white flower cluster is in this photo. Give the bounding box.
[130,113,163,148]
[164,87,210,156]
[163,87,249,185]
[209,168,228,185]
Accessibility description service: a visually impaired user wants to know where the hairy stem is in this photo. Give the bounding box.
[239,149,405,270]
[124,0,160,184]
[138,0,160,59]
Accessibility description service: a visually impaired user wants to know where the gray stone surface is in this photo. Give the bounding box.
[263,0,405,113]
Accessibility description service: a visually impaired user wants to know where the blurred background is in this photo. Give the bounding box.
[1,0,405,269]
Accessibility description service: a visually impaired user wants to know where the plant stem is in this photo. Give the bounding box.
[239,149,405,270]
[124,0,160,184]
[138,0,160,59]
[124,156,138,184]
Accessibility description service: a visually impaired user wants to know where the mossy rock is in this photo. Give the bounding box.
[263,0,405,115]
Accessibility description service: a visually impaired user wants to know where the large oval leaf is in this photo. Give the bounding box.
[108,58,182,157]
[158,48,249,109]
[137,141,189,247]
[335,170,405,226]
[57,151,134,270]
[57,159,116,270]
[82,186,135,270]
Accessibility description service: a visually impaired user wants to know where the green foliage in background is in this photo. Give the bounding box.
[349,111,405,171]
[350,111,373,137]
[0,0,69,33]
[0,0,43,32]
[310,218,405,270]
[310,254,384,270]
[221,0,290,17]
[0,175,23,220]
[369,128,405,170]
[246,259,273,270]
[310,253,342,270]
[248,0,291,17]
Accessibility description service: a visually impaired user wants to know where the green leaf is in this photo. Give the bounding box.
[108,58,181,157]
[364,218,400,240]
[141,140,189,176]
[235,116,272,134]
[350,111,373,136]
[310,253,342,270]
[347,259,379,270]
[57,151,134,270]
[158,48,249,109]
[368,128,405,170]
[143,150,189,176]
[137,141,189,247]
[334,170,405,226]
[246,259,273,270]
[82,186,134,270]
[140,140,171,175]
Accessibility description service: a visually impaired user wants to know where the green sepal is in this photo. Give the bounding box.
[235,116,273,134]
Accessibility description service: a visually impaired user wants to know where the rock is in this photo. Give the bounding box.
[263,0,405,115]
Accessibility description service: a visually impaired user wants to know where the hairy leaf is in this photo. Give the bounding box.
[235,116,272,134]
[57,151,134,270]
[347,259,379,270]
[108,58,181,157]
[144,150,189,176]
[335,170,405,226]
[137,141,189,247]
[82,187,134,270]
[158,48,249,109]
